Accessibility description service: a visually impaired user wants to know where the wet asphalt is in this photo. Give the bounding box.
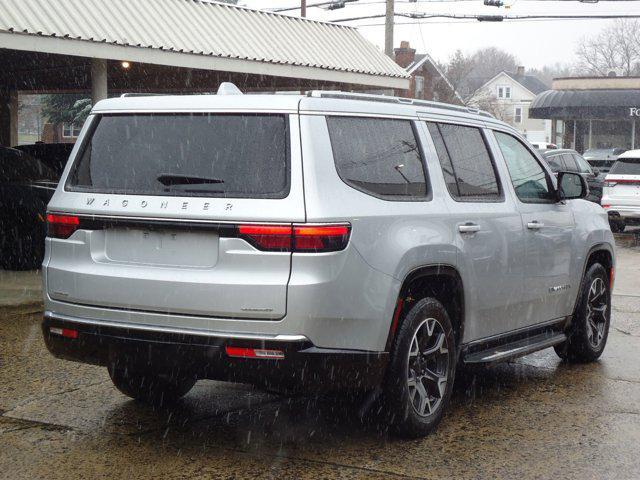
[0,247,639,479]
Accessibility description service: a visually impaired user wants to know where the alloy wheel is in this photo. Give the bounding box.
[406,317,450,417]
[586,277,608,349]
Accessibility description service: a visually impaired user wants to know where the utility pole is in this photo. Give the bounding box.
[301,0,307,17]
[384,0,394,58]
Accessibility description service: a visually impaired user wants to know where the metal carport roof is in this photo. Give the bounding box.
[0,0,409,89]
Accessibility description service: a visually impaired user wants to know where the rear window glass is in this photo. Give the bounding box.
[609,158,640,175]
[545,154,564,172]
[68,114,289,198]
[327,117,428,200]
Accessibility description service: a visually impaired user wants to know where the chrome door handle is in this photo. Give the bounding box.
[458,223,480,233]
[527,221,544,230]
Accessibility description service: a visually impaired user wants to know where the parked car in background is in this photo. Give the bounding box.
[42,88,614,438]
[583,148,626,174]
[542,149,605,204]
[530,141,558,150]
[14,142,74,175]
[0,146,58,270]
[601,149,640,233]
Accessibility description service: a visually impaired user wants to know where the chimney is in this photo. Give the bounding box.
[394,40,416,69]
[516,66,525,76]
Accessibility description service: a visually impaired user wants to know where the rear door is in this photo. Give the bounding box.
[425,121,526,341]
[46,112,304,320]
[491,131,575,324]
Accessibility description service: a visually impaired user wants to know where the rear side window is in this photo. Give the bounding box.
[574,155,592,174]
[426,122,502,201]
[326,117,428,200]
[609,158,640,175]
[68,114,289,198]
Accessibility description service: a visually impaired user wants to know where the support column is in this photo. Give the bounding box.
[91,58,108,105]
[0,89,18,147]
[632,118,636,149]
[588,119,593,150]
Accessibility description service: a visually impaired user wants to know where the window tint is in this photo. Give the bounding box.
[69,114,289,198]
[609,158,640,175]
[426,122,501,200]
[545,154,564,173]
[562,153,578,172]
[327,117,427,199]
[494,131,554,203]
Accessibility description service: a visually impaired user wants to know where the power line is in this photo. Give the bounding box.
[331,12,640,21]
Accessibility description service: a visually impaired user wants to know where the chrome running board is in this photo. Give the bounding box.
[463,331,567,364]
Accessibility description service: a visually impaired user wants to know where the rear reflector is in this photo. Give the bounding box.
[235,223,350,253]
[46,214,80,239]
[50,327,78,339]
[225,346,284,359]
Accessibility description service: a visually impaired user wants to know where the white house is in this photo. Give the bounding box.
[472,67,552,143]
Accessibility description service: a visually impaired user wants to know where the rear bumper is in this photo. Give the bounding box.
[606,207,640,221]
[42,312,388,392]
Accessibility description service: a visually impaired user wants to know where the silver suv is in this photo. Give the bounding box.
[42,87,615,437]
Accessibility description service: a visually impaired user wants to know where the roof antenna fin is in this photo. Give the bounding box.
[217,82,243,95]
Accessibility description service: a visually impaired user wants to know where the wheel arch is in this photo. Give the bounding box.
[572,243,615,315]
[385,264,465,355]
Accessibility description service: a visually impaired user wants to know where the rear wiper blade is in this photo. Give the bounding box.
[157,174,224,186]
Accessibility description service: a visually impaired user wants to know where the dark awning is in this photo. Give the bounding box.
[530,89,640,119]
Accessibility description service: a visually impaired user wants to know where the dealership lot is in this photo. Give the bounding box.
[0,241,639,479]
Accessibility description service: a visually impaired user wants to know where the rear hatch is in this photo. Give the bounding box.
[46,110,304,320]
[604,157,640,205]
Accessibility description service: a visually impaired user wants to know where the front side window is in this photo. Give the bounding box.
[494,131,555,203]
[427,122,502,201]
[68,114,289,198]
[574,154,593,174]
[327,117,428,200]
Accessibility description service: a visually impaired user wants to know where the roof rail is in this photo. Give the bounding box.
[120,93,166,98]
[306,91,494,119]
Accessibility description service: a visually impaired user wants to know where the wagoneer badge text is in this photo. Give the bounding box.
[85,197,233,211]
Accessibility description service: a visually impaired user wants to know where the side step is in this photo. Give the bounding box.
[463,331,567,364]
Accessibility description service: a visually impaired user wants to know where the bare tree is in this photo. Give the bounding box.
[467,89,513,123]
[433,49,474,105]
[576,19,640,76]
[467,47,519,93]
[527,63,576,87]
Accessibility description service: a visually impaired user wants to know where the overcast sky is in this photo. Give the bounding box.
[242,1,640,69]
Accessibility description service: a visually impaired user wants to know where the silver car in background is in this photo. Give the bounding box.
[42,87,615,437]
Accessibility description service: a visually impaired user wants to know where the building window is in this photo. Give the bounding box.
[414,76,425,99]
[497,85,511,99]
[62,123,82,138]
[514,106,523,124]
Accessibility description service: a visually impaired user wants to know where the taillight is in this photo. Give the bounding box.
[225,346,284,359]
[237,224,292,251]
[235,223,350,253]
[46,214,80,239]
[293,225,351,252]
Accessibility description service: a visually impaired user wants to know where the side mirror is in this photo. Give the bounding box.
[557,171,589,201]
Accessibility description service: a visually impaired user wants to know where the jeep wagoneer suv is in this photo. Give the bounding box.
[42,86,615,437]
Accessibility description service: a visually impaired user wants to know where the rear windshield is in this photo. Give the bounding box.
[609,158,640,175]
[67,114,289,198]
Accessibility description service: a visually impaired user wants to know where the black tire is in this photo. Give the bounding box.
[383,297,456,438]
[609,220,626,233]
[554,263,611,363]
[108,365,196,406]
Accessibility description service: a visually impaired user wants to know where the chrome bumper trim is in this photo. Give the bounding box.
[44,311,309,343]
